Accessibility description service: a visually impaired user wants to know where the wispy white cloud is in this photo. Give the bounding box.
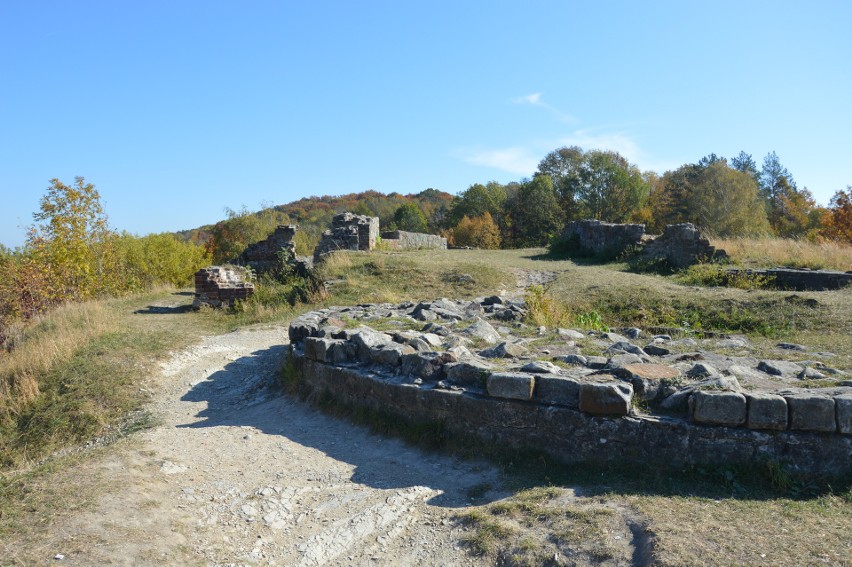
[513,92,575,123]
[458,129,679,176]
[457,146,539,175]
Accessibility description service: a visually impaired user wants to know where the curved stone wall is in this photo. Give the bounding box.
[286,301,852,476]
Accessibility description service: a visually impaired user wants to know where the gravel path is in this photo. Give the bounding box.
[35,325,502,566]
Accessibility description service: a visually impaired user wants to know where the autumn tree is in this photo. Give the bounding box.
[821,187,852,243]
[447,213,501,249]
[28,177,118,299]
[447,182,508,228]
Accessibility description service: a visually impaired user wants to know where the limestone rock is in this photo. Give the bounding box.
[746,393,788,431]
[560,354,588,366]
[445,360,492,390]
[785,394,836,432]
[486,372,535,401]
[578,381,633,416]
[690,391,747,427]
[480,341,528,359]
[557,328,585,340]
[534,374,583,408]
[461,318,502,345]
[521,360,561,374]
[758,360,804,377]
[615,363,680,402]
[835,394,852,434]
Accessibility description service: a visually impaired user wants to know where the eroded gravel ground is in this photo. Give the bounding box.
[27,325,508,566]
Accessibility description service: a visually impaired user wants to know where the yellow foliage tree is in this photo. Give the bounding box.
[448,213,501,249]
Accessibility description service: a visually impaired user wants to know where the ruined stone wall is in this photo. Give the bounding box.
[193,266,254,309]
[313,213,379,262]
[642,223,727,268]
[236,225,313,276]
[560,220,645,258]
[286,302,852,475]
[381,230,447,250]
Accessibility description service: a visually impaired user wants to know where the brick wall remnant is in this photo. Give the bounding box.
[313,212,379,262]
[380,230,447,250]
[642,223,727,268]
[560,219,646,258]
[192,266,254,309]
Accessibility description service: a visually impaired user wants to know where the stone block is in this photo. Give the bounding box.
[480,341,528,359]
[303,337,346,363]
[401,352,456,380]
[445,360,492,390]
[351,329,392,363]
[786,394,836,432]
[534,374,582,408]
[578,381,632,416]
[486,372,535,401]
[690,391,747,427]
[370,343,415,367]
[288,315,321,342]
[615,363,680,401]
[835,394,852,434]
[746,393,788,431]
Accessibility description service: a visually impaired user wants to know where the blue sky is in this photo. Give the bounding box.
[2,1,850,247]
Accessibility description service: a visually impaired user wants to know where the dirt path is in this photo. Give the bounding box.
[21,324,504,566]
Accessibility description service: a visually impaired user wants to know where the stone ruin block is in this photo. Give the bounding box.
[192,266,254,309]
[380,230,447,250]
[560,219,645,258]
[746,392,788,431]
[642,223,727,268]
[578,380,633,416]
[313,212,379,262]
[487,372,535,401]
[235,225,314,276]
[785,394,836,432]
[690,390,747,427]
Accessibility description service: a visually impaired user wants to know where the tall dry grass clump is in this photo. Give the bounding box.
[0,300,119,427]
[713,236,852,271]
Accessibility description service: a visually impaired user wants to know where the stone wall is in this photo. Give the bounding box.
[286,302,852,476]
[236,225,313,276]
[560,220,645,258]
[726,268,852,291]
[381,230,447,250]
[192,266,254,309]
[642,223,727,268]
[313,213,379,262]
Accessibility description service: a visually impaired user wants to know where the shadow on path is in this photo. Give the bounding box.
[176,345,501,507]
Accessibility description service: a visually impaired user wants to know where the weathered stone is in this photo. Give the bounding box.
[401,352,456,380]
[313,212,379,262]
[643,344,671,356]
[560,354,588,366]
[777,342,807,352]
[835,394,852,434]
[758,360,804,377]
[615,364,681,401]
[786,394,836,432]
[482,295,504,305]
[717,338,750,349]
[534,374,582,408]
[606,342,647,357]
[461,318,502,344]
[606,353,644,368]
[624,327,642,339]
[690,391,747,427]
[487,372,535,401]
[480,341,528,359]
[578,381,633,416]
[421,323,451,336]
[746,393,788,431]
[407,338,432,352]
[586,356,608,369]
[642,223,727,268]
[798,367,826,380]
[351,329,393,363]
[288,314,322,342]
[193,266,256,309]
[380,229,447,250]
[370,343,415,367]
[445,360,492,390]
[419,333,444,347]
[686,363,719,378]
[303,337,345,363]
[558,328,585,340]
[602,332,630,344]
[559,219,645,258]
[521,360,561,374]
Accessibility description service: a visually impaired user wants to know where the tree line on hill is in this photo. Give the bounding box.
[183,146,852,258]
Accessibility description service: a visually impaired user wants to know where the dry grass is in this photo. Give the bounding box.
[713,236,852,271]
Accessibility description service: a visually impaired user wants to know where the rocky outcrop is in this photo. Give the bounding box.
[193,266,254,309]
[285,299,852,475]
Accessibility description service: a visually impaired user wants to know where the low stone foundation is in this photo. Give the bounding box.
[642,223,727,267]
[286,301,852,475]
[381,230,447,250]
[560,220,645,258]
[193,266,254,309]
